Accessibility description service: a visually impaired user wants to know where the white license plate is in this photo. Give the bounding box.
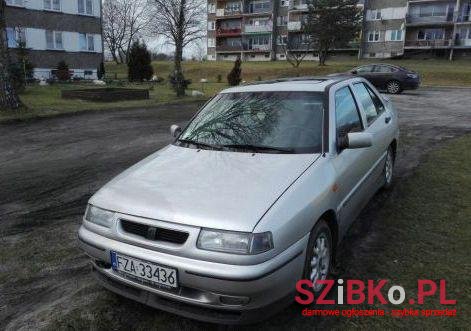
[111,252,178,288]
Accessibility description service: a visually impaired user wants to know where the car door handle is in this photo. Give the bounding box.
[385,116,392,124]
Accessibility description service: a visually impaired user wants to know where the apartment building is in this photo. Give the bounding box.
[207,0,471,61]
[361,0,471,58]
[207,0,361,61]
[5,0,103,79]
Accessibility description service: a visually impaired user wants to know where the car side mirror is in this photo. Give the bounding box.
[337,132,373,151]
[170,124,182,138]
[351,69,358,75]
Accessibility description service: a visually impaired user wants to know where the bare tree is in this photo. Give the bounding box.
[102,0,151,64]
[149,0,205,96]
[281,36,312,69]
[0,0,21,110]
[102,0,126,63]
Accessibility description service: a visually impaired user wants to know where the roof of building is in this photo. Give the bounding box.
[221,76,352,93]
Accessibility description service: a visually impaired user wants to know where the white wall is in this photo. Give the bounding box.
[20,28,102,53]
[8,0,101,17]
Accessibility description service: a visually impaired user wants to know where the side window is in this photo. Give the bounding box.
[374,65,394,73]
[357,65,374,73]
[352,83,378,124]
[365,84,386,115]
[335,87,363,136]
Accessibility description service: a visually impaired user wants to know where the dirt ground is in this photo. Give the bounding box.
[0,89,470,330]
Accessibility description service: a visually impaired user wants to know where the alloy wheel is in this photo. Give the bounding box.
[309,233,330,292]
[387,81,401,94]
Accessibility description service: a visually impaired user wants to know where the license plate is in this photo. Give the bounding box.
[110,251,178,288]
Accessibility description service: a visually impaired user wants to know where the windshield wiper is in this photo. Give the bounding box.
[177,138,223,150]
[222,144,296,154]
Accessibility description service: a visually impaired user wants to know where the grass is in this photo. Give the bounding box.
[43,134,471,330]
[1,58,470,121]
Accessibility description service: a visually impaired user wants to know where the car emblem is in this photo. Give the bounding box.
[147,226,157,240]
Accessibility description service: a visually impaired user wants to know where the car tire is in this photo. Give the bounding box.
[383,147,395,189]
[386,80,402,94]
[302,220,333,295]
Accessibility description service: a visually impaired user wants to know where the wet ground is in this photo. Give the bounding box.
[0,89,470,330]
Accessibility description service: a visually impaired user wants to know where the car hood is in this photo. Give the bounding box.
[90,145,320,232]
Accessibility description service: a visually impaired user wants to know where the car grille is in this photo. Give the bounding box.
[120,219,189,244]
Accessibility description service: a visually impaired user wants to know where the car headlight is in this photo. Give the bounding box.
[407,73,418,79]
[197,229,273,254]
[84,204,115,228]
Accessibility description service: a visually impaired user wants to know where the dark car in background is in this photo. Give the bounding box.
[349,64,421,94]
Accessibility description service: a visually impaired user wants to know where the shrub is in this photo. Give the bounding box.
[128,40,154,82]
[217,74,222,83]
[56,61,71,81]
[227,57,242,86]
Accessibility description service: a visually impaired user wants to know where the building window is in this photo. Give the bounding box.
[277,35,287,45]
[369,52,376,58]
[367,30,380,42]
[277,15,287,26]
[46,30,63,49]
[208,38,215,47]
[225,2,241,13]
[281,0,289,7]
[208,21,215,30]
[387,29,403,41]
[417,28,444,40]
[87,35,94,51]
[369,9,382,20]
[6,0,24,7]
[78,0,93,14]
[44,0,61,11]
[208,2,216,13]
[410,4,448,18]
[6,27,26,48]
[79,33,95,51]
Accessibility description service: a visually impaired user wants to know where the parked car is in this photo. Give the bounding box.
[78,76,399,324]
[348,64,420,94]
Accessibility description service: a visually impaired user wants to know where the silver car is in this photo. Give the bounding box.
[78,76,399,324]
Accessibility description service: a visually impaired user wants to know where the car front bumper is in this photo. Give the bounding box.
[403,78,421,90]
[78,225,308,324]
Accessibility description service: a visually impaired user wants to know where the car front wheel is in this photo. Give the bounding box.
[303,220,332,294]
[386,80,402,94]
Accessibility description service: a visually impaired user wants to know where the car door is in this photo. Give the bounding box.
[370,65,395,89]
[330,85,375,235]
[351,81,392,194]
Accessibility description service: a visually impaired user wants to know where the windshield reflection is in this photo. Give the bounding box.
[177,91,324,154]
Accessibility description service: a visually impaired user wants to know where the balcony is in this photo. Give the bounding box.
[404,39,453,48]
[216,44,244,52]
[288,21,302,31]
[406,13,454,25]
[216,9,243,17]
[247,44,271,51]
[244,24,272,33]
[456,39,471,46]
[216,27,242,36]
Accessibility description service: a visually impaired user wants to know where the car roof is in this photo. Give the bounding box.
[221,76,352,93]
[357,63,400,69]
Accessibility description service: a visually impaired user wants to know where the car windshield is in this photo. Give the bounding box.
[177,91,324,154]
